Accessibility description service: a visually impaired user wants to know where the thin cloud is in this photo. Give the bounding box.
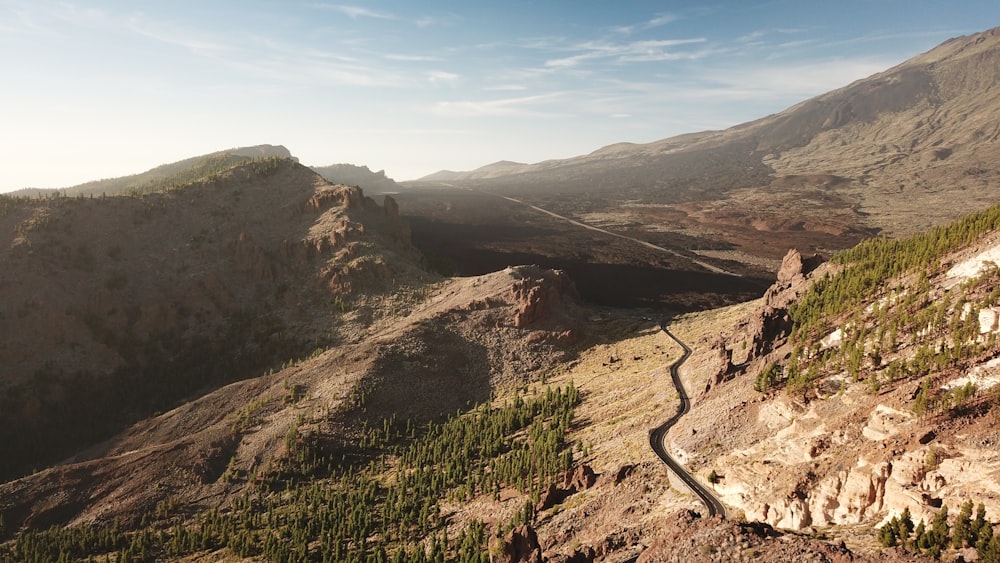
[432,93,571,118]
[691,57,896,100]
[428,70,460,85]
[384,53,440,62]
[484,84,529,91]
[646,14,678,28]
[737,30,766,43]
[0,7,51,35]
[127,16,234,55]
[545,38,707,67]
[228,55,403,87]
[310,3,448,28]
[612,12,677,35]
[318,4,397,20]
[415,13,462,28]
[778,39,817,49]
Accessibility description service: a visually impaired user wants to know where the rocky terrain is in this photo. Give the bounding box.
[409,26,1000,270]
[657,218,1000,557]
[0,157,422,481]
[4,25,1000,563]
[310,163,402,195]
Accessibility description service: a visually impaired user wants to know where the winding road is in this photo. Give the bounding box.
[649,322,728,518]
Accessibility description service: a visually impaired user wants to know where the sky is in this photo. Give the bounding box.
[1,1,999,190]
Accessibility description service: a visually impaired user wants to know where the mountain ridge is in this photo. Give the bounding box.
[4,24,1000,563]
[8,144,296,198]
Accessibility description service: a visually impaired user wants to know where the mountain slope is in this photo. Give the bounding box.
[0,157,422,482]
[9,144,295,198]
[309,162,401,193]
[412,26,1000,267]
[662,205,1000,559]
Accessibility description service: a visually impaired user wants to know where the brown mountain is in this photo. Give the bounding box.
[9,144,295,198]
[4,26,1000,563]
[413,26,1000,266]
[0,157,422,482]
[309,162,401,194]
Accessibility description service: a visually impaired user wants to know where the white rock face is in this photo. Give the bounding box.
[979,307,1000,334]
[947,242,1000,281]
[861,404,913,441]
[820,328,844,350]
[943,356,1000,392]
[714,389,1000,531]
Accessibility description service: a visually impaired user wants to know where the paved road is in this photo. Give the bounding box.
[649,322,728,518]
[498,195,740,277]
[436,183,741,277]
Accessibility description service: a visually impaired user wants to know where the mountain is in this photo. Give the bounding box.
[9,184,997,561]
[414,26,1000,266]
[310,162,401,194]
[0,156,422,482]
[419,160,530,182]
[8,144,295,198]
[5,27,1000,563]
[663,204,1000,559]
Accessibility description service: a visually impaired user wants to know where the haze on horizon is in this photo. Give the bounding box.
[2,0,998,192]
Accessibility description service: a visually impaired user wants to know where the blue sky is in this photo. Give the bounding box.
[1,1,998,190]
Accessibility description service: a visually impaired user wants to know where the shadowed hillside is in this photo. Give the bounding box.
[409,26,1000,272]
[0,157,421,481]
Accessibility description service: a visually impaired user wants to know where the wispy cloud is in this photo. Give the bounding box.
[384,53,440,62]
[612,12,678,35]
[415,13,462,28]
[646,14,678,28]
[687,57,895,101]
[428,70,460,85]
[484,84,529,91]
[127,16,234,55]
[317,4,397,20]
[545,38,707,68]
[309,2,451,28]
[0,6,53,35]
[432,93,571,118]
[0,3,108,37]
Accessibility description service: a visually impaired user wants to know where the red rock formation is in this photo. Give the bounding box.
[536,464,598,511]
[563,464,597,491]
[510,268,579,329]
[614,464,636,484]
[500,524,543,563]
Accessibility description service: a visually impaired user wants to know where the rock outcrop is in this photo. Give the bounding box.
[498,524,543,563]
[511,267,579,329]
[750,249,825,358]
[637,509,928,562]
[709,249,827,384]
[537,465,598,511]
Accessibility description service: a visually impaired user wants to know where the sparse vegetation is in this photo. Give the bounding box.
[753,362,782,392]
[0,385,581,562]
[879,501,1000,560]
[761,204,1000,398]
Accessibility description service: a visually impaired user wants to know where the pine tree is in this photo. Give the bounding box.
[954,500,974,548]
[973,503,989,543]
[896,507,914,543]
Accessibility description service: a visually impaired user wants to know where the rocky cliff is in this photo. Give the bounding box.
[671,231,1000,537]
